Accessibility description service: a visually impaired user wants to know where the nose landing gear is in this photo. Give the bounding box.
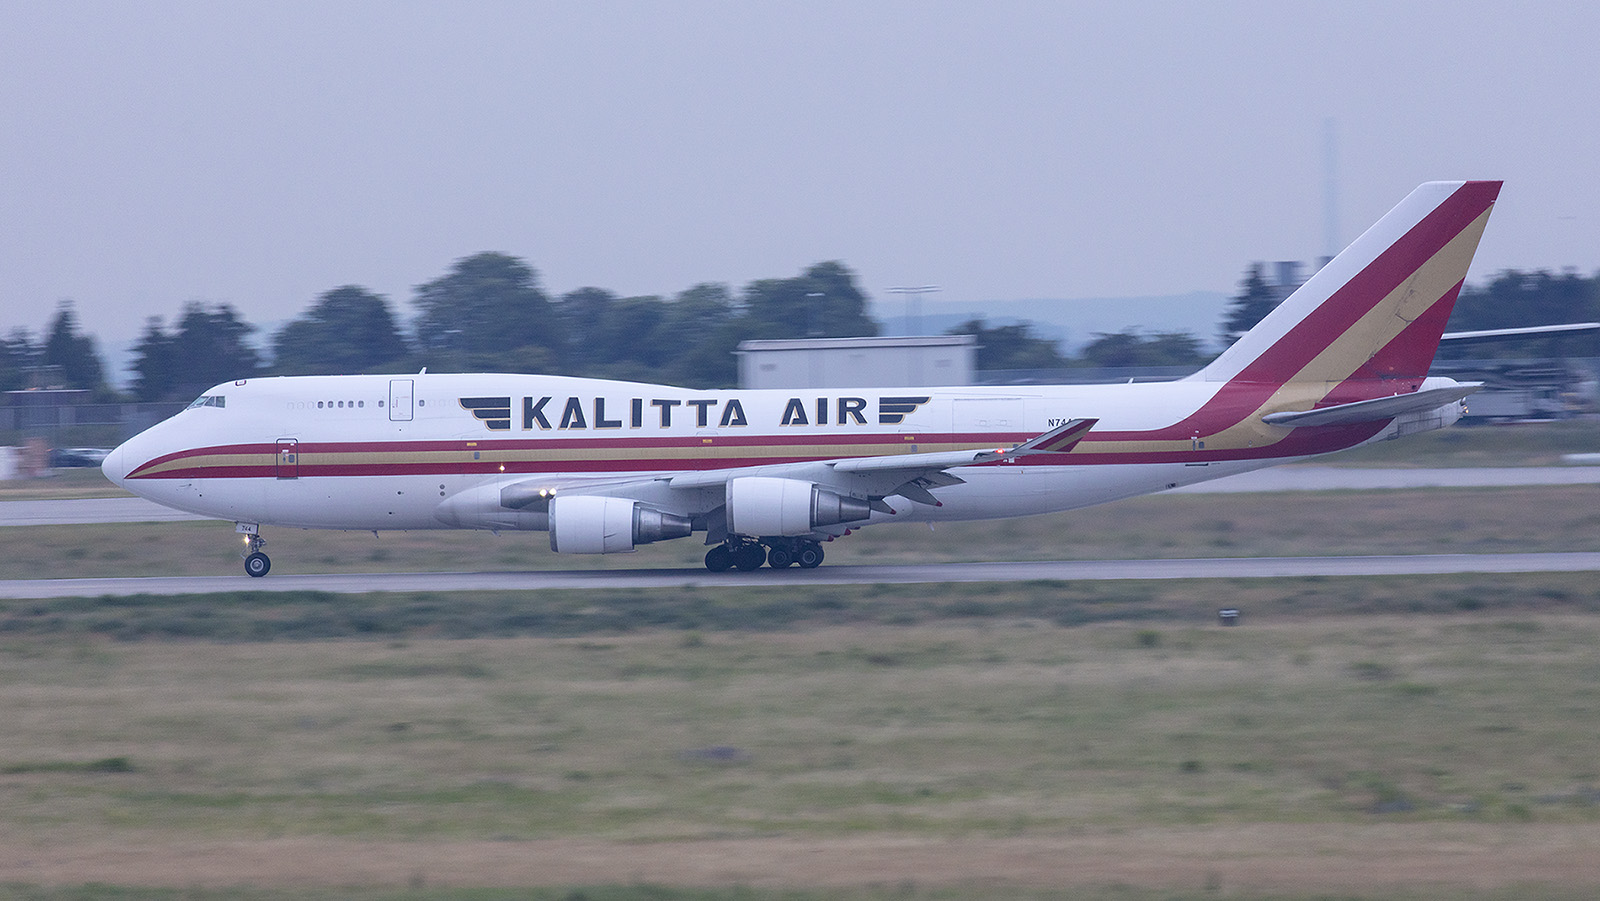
[242,532,271,577]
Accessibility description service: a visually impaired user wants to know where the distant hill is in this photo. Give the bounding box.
[873,291,1230,355]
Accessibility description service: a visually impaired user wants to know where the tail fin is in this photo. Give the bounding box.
[1192,181,1501,398]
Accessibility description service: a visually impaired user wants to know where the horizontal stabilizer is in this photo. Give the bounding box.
[1440,322,1600,345]
[1261,384,1481,428]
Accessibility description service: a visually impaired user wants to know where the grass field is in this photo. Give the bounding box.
[1320,418,1600,467]
[3,594,1600,897]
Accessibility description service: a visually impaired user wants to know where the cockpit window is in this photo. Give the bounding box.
[186,395,226,410]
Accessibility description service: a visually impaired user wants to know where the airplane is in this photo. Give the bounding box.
[102,180,1501,577]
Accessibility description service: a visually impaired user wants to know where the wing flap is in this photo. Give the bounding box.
[830,418,1097,473]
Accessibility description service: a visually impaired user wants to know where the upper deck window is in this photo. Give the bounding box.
[185,395,226,410]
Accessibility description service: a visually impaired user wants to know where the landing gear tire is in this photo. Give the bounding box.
[796,542,824,569]
[705,538,826,572]
[733,543,767,572]
[704,545,734,573]
[244,552,271,578]
[241,531,271,577]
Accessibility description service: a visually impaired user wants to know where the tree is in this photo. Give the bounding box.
[41,301,106,391]
[1442,269,1600,359]
[412,252,561,369]
[657,283,741,388]
[1081,329,1207,369]
[129,318,176,401]
[547,287,678,379]
[740,261,880,340]
[132,303,260,402]
[1220,263,1278,346]
[943,318,1067,371]
[272,286,409,375]
[553,286,622,369]
[600,296,669,373]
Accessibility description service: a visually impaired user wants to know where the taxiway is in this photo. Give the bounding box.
[5,465,1600,526]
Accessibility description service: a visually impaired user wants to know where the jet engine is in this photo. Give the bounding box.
[548,495,692,554]
[724,476,871,537]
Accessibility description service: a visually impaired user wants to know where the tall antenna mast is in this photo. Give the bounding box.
[1322,117,1339,262]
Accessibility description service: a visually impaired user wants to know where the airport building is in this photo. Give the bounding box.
[736,335,976,389]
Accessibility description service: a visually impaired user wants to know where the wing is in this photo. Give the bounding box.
[444,419,1096,546]
[486,418,1095,511]
[663,417,1096,501]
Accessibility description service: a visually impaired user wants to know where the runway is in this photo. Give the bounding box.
[3,552,1598,599]
[5,466,1597,598]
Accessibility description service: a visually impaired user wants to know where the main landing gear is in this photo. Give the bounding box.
[703,537,825,572]
[242,533,271,578]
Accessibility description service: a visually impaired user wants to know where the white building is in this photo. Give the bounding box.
[736,335,976,389]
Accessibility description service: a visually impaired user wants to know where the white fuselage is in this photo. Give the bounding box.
[102,371,1430,535]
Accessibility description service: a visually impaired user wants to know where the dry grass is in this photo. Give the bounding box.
[1328,418,1600,467]
[3,616,1600,840]
[3,613,1600,897]
[0,466,132,501]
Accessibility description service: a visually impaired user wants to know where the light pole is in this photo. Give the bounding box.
[886,285,940,336]
[806,292,825,337]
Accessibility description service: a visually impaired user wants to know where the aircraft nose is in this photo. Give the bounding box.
[101,443,127,485]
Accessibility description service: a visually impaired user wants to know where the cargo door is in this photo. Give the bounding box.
[389,379,414,421]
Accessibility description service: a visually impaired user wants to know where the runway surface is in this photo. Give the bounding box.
[3,552,1598,599]
[5,466,1600,526]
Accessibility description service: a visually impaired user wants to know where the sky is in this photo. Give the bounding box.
[3,1,1598,379]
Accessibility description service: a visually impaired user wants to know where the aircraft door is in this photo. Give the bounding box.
[389,379,414,421]
[275,439,299,479]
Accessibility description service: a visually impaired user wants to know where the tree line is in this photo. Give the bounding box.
[4,251,1597,405]
[1219,263,1600,358]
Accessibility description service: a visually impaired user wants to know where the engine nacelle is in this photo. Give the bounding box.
[725,476,871,537]
[548,495,692,554]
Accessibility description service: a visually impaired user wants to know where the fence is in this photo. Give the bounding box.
[0,402,185,443]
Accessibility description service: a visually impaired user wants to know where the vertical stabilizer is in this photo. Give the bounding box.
[1193,181,1501,393]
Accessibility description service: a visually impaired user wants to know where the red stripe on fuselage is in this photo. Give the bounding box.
[127,416,1387,481]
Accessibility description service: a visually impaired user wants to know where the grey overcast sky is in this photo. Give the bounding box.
[3,1,1597,361]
